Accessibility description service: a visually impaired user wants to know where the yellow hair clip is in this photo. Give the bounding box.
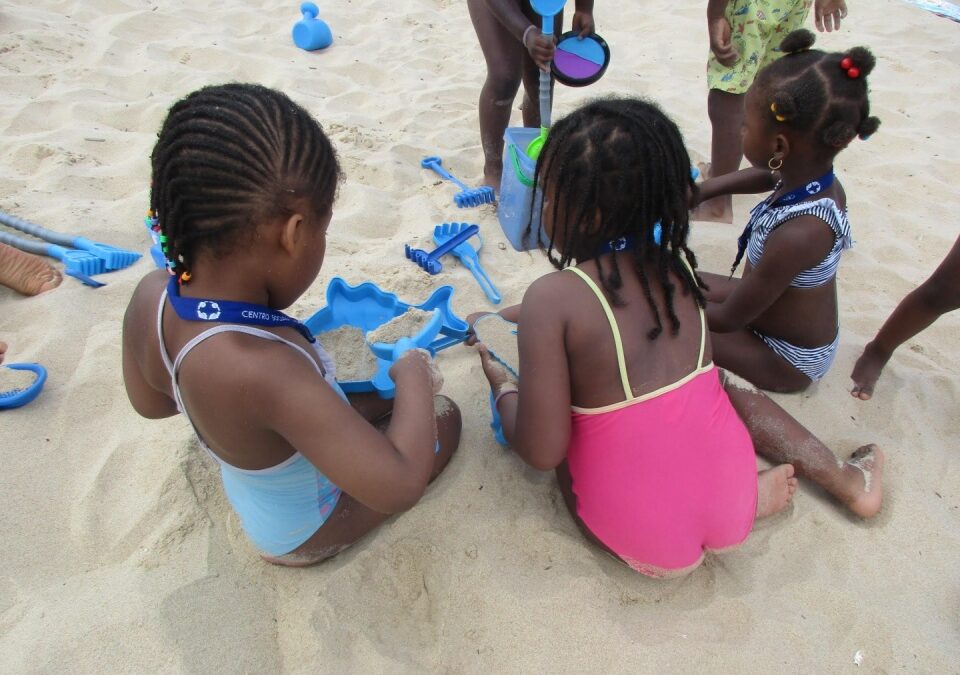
[770,103,786,123]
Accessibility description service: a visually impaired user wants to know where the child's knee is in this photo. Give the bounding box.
[484,73,522,102]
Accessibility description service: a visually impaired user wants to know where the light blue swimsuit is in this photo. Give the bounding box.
[158,291,343,556]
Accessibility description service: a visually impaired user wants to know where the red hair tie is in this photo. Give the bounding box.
[840,56,860,79]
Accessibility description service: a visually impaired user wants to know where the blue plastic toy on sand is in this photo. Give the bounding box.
[293,2,332,51]
[421,157,496,208]
[305,278,469,398]
[367,309,444,361]
[433,223,501,304]
[405,223,480,275]
[0,363,48,410]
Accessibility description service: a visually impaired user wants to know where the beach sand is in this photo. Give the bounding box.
[1,0,958,671]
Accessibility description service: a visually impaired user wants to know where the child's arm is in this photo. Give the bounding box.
[121,275,178,419]
[265,348,442,514]
[480,276,571,470]
[695,167,778,206]
[707,0,738,66]
[482,0,555,70]
[573,0,595,37]
[707,215,837,332]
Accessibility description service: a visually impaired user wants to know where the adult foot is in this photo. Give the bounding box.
[850,342,891,400]
[0,243,62,296]
[756,464,798,518]
[840,445,884,518]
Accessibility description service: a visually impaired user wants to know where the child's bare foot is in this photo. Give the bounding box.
[850,342,891,400]
[756,464,798,518]
[839,445,884,518]
[690,162,734,224]
[482,169,502,194]
[0,341,7,365]
[0,243,62,296]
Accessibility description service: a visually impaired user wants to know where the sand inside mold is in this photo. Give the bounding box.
[474,315,519,375]
[367,308,435,345]
[0,367,37,393]
[317,326,378,382]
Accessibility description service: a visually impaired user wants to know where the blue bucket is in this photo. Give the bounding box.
[498,127,548,251]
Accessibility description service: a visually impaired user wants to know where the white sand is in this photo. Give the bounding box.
[1,0,958,671]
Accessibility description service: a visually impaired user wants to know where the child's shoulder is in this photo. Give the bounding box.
[124,270,169,338]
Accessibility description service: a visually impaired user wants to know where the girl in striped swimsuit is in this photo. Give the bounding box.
[694,29,881,393]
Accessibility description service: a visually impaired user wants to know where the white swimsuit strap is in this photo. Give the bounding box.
[172,324,325,380]
[157,288,175,376]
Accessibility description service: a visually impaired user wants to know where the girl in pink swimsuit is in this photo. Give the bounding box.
[472,97,885,577]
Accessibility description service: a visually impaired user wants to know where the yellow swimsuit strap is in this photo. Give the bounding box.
[566,266,633,400]
[677,256,708,369]
[567,258,709,401]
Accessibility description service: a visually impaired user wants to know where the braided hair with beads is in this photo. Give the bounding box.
[756,29,881,154]
[149,83,341,283]
[525,97,706,340]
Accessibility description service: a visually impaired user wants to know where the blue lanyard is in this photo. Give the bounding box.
[165,276,316,343]
[730,169,835,276]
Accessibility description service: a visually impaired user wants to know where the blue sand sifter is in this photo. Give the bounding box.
[551,31,610,87]
[0,363,48,410]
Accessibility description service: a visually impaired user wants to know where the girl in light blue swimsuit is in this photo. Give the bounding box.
[122,84,461,565]
[694,29,881,393]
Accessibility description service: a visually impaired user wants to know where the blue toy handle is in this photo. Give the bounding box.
[301,1,318,18]
[462,257,502,305]
[421,156,470,191]
[426,224,479,264]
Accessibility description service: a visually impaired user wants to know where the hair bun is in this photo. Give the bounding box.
[780,29,816,54]
[821,120,856,149]
[857,116,881,140]
[844,46,877,78]
[769,90,798,121]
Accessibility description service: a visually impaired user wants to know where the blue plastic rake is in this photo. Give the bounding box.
[0,230,104,287]
[421,156,495,208]
[0,210,140,272]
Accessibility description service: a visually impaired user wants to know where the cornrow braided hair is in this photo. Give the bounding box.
[150,83,341,282]
[757,29,881,156]
[525,97,706,340]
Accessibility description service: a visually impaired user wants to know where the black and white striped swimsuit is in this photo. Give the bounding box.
[746,195,852,287]
[746,192,851,381]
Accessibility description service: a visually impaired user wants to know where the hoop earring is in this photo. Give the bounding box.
[768,156,784,171]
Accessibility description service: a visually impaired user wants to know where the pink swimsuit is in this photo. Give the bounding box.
[565,267,758,576]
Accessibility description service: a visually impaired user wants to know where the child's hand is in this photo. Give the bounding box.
[464,311,494,346]
[813,0,847,32]
[572,11,594,38]
[524,27,556,72]
[477,344,516,393]
[391,348,444,395]
[708,17,738,67]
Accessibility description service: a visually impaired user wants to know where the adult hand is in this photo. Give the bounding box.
[572,10,594,37]
[814,0,847,32]
[524,27,556,72]
[708,16,738,67]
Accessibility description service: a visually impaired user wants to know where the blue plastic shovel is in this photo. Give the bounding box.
[433,222,501,305]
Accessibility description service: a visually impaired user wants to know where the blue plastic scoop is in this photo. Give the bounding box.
[433,222,501,304]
